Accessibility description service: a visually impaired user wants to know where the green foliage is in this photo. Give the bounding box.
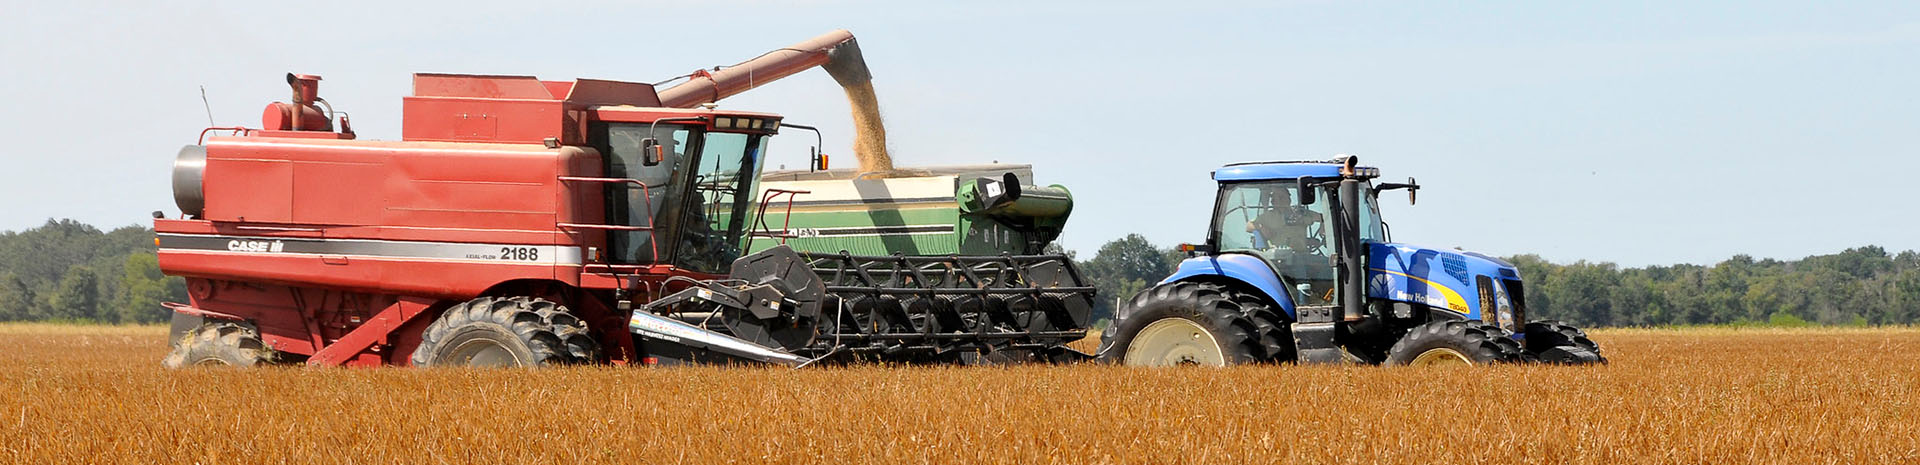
[0,272,35,321]
[49,266,101,321]
[115,253,174,324]
[1515,246,1920,327]
[1767,312,1811,327]
[1083,234,1172,283]
[1075,234,1178,323]
[0,219,186,324]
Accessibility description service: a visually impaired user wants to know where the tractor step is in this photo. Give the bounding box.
[1291,321,1345,364]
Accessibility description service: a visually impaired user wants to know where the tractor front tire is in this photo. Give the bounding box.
[1095,282,1284,366]
[162,322,276,368]
[1523,320,1606,364]
[1384,320,1523,366]
[410,296,601,367]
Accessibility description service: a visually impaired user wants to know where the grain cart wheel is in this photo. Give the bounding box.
[1384,320,1523,367]
[1094,282,1277,366]
[410,296,601,367]
[162,322,275,368]
[1522,320,1606,365]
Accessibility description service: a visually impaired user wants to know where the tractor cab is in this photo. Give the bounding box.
[1205,160,1390,306]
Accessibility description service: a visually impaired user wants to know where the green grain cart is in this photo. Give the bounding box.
[749,164,1074,256]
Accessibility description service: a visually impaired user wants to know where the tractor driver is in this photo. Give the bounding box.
[1246,184,1336,305]
[1245,185,1326,257]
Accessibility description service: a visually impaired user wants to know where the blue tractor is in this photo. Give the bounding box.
[1096,157,1605,366]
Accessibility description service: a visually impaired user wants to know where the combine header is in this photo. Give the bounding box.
[155,30,1094,368]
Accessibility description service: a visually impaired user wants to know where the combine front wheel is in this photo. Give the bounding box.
[410,297,601,367]
[1384,320,1522,366]
[162,323,276,368]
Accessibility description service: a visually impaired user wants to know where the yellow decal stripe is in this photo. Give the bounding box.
[1370,268,1471,313]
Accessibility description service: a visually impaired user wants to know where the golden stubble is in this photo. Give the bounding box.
[2,325,1916,464]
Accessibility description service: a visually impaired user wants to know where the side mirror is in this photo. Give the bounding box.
[782,122,827,172]
[1373,177,1421,205]
[1295,177,1316,205]
[1406,177,1418,205]
[640,138,664,166]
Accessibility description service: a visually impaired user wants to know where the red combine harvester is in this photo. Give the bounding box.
[157,30,1095,368]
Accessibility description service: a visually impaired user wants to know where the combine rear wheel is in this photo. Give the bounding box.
[162,322,276,368]
[1384,320,1522,366]
[1095,282,1282,366]
[1522,320,1606,364]
[410,297,601,367]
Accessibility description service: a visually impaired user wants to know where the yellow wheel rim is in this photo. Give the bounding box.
[1123,318,1225,367]
[1409,347,1473,366]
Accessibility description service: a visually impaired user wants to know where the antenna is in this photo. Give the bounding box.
[199,86,215,126]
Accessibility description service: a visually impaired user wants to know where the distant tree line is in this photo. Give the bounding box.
[0,219,185,324]
[4,220,1915,328]
[1059,234,1920,328]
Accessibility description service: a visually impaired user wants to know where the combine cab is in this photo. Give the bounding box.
[154,30,1095,368]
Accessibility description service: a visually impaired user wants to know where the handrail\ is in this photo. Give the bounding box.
[198,126,254,144]
[746,188,810,251]
[557,176,664,263]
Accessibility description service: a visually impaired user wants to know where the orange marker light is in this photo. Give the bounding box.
[1176,243,1214,254]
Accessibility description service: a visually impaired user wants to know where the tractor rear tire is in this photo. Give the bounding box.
[162,322,276,368]
[1523,320,1607,364]
[1234,294,1295,363]
[1384,320,1523,366]
[410,296,601,367]
[1095,282,1284,366]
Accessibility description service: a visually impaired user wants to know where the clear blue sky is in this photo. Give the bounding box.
[3,1,1914,267]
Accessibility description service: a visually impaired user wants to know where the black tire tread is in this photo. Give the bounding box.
[1523,320,1607,364]
[1228,292,1294,363]
[161,323,275,368]
[410,296,601,367]
[1095,282,1289,364]
[1384,320,1523,366]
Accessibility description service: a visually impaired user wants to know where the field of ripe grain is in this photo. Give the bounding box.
[2,324,1916,464]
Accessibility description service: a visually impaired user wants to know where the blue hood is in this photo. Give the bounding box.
[1156,242,1525,322]
[1366,242,1520,320]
